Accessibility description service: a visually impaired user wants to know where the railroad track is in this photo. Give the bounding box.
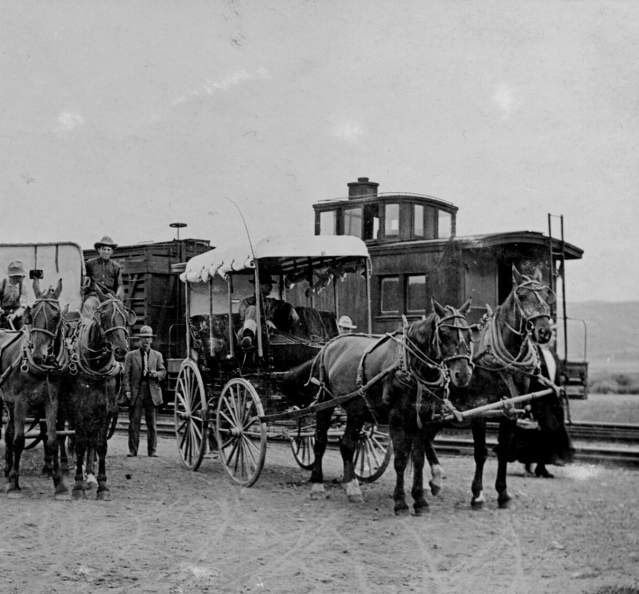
[116,415,639,468]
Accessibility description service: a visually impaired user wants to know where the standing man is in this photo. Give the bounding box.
[82,235,124,317]
[0,261,28,330]
[123,325,166,457]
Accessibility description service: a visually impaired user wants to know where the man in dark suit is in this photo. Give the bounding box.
[123,325,167,457]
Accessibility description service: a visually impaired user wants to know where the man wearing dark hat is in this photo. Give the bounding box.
[0,260,28,330]
[82,235,124,317]
[123,325,166,457]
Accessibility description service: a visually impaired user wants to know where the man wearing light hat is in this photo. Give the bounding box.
[123,325,167,457]
[337,314,357,335]
[82,235,124,317]
[0,260,28,330]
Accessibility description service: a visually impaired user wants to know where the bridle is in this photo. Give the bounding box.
[21,297,66,374]
[476,277,554,373]
[507,278,555,337]
[94,297,131,340]
[402,307,474,390]
[68,297,130,378]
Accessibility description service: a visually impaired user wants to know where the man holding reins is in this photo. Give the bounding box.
[82,235,124,317]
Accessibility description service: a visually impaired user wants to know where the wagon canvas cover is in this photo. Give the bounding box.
[180,235,369,284]
[0,243,84,311]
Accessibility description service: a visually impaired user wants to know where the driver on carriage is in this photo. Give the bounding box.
[81,235,124,317]
[238,270,300,349]
[0,260,29,330]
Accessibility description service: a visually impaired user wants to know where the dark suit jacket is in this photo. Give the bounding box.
[123,348,167,406]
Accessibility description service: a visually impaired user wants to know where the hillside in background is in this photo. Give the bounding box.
[563,301,639,373]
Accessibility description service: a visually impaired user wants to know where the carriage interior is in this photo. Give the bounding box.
[181,235,370,382]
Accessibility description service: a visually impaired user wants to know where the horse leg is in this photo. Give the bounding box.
[425,429,443,496]
[390,421,410,515]
[4,404,15,479]
[309,408,333,500]
[40,420,53,476]
[340,413,364,503]
[95,435,110,500]
[45,398,68,497]
[470,419,488,509]
[6,401,26,495]
[411,435,428,515]
[535,463,554,478]
[72,436,87,499]
[84,444,98,489]
[495,420,514,508]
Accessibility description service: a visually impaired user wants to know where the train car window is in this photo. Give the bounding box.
[384,203,400,238]
[413,204,424,238]
[406,274,427,312]
[380,276,400,313]
[438,210,452,239]
[344,207,363,238]
[319,210,337,235]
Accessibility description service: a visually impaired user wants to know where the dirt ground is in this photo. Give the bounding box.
[1,434,638,594]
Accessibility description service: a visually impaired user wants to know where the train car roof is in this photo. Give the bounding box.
[454,231,583,259]
[180,234,370,283]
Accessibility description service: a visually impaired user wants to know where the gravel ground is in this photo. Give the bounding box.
[1,433,638,594]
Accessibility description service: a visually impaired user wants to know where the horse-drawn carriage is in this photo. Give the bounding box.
[172,234,396,486]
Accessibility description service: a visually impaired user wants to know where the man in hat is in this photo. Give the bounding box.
[82,235,124,317]
[337,314,357,335]
[123,325,167,457]
[0,260,28,330]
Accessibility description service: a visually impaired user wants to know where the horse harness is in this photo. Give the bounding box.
[308,309,472,427]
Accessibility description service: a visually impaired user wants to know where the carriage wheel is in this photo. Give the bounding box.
[353,423,392,483]
[289,417,316,470]
[215,378,267,487]
[174,359,208,471]
[24,417,45,450]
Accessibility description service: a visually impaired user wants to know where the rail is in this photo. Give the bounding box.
[116,414,639,467]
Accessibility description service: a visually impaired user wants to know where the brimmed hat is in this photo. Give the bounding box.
[7,260,26,277]
[94,235,118,250]
[338,315,357,329]
[136,325,155,338]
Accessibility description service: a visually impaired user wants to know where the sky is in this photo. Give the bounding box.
[1,1,638,302]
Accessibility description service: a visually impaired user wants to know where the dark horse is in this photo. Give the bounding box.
[282,299,474,514]
[2,279,67,496]
[452,265,556,509]
[63,287,135,499]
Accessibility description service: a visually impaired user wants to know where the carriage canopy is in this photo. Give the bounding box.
[180,234,370,284]
[0,243,84,311]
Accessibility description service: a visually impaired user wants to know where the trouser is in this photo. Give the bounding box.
[128,382,157,455]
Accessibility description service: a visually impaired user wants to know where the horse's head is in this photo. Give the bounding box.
[431,299,474,387]
[511,265,555,344]
[93,287,136,360]
[25,278,63,366]
[406,299,474,388]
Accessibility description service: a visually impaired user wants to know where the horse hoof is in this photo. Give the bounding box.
[347,493,364,503]
[429,481,441,496]
[394,503,409,516]
[72,488,86,500]
[55,490,70,501]
[86,474,98,489]
[6,488,23,499]
[96,490,111,501]
[41,466,52,477]
[413,504,429,516]
[310,484,329,500]
[470,499,484,510]
[498,495,512,509]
